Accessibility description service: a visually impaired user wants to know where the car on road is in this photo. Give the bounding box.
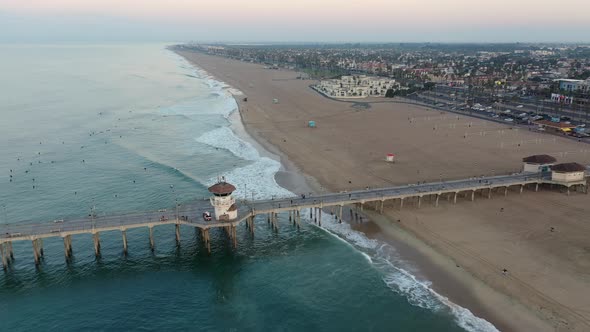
[517,105,524,108]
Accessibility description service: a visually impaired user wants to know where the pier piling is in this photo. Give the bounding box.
[201,228,211,254]
[32,239,41,265]
[1,243,7,269]
[175,224,181,247]
[7,242,14,261]
[63,235,73,259]
[122,230,128,255]
[149,226,155,251]
[93,233,101,257]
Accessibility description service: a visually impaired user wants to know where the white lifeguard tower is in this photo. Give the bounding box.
[208,178,238,221]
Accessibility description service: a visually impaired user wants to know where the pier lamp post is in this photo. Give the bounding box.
[90,198,96,230]
[1,204,6,224]
[2,204,7,236]
[170,185,179,220]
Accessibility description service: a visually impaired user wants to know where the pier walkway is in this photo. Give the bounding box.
[1,171,587,267]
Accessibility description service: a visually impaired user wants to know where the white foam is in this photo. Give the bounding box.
[195,127,290,200]
[304,211,499,332]
[196,127,260,162]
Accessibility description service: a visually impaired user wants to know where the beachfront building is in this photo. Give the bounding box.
[522,154,556,173]
[315,75,400,98]
[550,163,587,184]
[533,119,577,134]
[208,179,238,221]
[557,79,590,94]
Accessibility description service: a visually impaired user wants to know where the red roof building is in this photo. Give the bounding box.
[208,182,236,196]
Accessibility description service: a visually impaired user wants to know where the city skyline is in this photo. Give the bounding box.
[1,0,589,43]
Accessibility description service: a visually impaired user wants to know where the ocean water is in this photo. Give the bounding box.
[0,44,497,332]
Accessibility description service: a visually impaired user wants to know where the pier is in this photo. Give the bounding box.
[1,170,587,269]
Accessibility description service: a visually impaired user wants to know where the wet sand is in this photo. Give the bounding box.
[177,50,590,332]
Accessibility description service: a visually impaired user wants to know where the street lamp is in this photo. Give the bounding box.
[170,184,179,221]
[90,198,96,230]
[2,204,7,236]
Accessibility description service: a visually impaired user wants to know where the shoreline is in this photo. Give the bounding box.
[174,49,590,332]
[174,49,512,331]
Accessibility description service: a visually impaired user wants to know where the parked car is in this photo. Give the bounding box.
[504,118,514,122]
[203,211,212,221]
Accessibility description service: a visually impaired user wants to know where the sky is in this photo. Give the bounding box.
[1,0,589,43]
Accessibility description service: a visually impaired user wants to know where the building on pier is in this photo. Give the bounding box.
[550,163,587,184]
[522,154,556,173]
[208,179,238,221]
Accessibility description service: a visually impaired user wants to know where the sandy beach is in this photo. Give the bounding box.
[177,50,590,332]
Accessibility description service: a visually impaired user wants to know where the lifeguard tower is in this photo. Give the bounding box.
[208,178,238,221]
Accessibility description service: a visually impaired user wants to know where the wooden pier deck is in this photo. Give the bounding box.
[1,171,587,268]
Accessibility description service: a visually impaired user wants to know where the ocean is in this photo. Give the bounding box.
[0,44,497,332]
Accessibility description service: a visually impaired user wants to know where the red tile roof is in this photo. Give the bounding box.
[523,154,557,164]
[208,182,236,194]
[551,163,586,173]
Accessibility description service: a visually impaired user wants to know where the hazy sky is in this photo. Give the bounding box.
[1,0,589,43]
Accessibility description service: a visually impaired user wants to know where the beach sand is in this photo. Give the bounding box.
[177,50,590,331]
